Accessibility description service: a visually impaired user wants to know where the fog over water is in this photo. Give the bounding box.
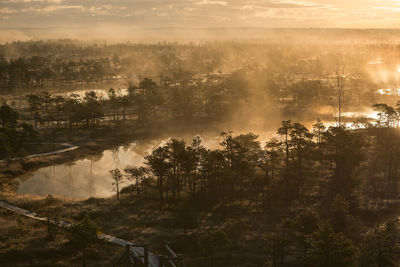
[3,31,400,198]
[15,107,381,199]
[4,0,400,265]
[17,133,226,198]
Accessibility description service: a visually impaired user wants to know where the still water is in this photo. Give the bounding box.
[16,134,223,199]
[15,105,381,199]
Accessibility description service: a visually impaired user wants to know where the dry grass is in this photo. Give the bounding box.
[0,188,271,266]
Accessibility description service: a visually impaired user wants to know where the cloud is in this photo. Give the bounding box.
[3,0,62,2]
[374,6,400,11]
[28,5,84,13]
[194,0,227,6]
[276,1,319,7]
[0,8,17,14]
[0,0,399,31]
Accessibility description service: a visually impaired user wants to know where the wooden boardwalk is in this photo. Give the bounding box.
[0,143,79,165]
[0,200,160,266]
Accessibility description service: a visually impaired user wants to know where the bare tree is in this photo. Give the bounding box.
[110,168,123,203]
[124,166,148,198]
[332,66,346,127]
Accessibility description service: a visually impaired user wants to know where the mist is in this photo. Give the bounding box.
[2,27,400,44]
[1,31,399,133]
[2,3,400,265]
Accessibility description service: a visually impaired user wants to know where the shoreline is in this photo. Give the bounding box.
[0,117,227,194]
[0,143,79,165]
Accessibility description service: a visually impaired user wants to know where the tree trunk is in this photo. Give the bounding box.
[82,250,86,267]
[136,177,139,195]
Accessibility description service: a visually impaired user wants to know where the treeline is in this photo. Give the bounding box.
[12,71,371,132]
[0,40,225,91]
[0,40,385,101]
[111,115,400,266]
[17,75,248,129]
[0,74,248,159]
[0,69,390,161]
[0,103,37,159]
[0,56,117,90]
[138,120,393,207]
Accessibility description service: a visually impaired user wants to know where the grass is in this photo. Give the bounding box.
[0,185,275,266]
[3,120,400,266]
[2,181,399,266]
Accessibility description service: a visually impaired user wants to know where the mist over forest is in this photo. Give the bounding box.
[2,27,400,43]
[1,29,400,267]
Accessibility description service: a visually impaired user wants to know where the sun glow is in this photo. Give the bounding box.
[376,88,400,96]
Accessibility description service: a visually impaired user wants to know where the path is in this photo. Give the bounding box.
[0,200,159,267]
[0,143,79,164]
[25,143,79,158]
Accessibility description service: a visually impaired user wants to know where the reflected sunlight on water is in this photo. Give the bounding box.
[17,144,148,199]
[15,107,382,199]
[16,134,223,199]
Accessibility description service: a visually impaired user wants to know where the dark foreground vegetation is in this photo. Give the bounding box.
[111,111,400,266]
[2,111,400,266]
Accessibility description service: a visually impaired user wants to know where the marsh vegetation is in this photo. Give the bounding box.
[1,33,400,266]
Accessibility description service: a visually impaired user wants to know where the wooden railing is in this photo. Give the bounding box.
[116,242,185,267]
[113,243,150,267]
[158,243,185,267]
[131,243,149,267]
[0,200,186,267]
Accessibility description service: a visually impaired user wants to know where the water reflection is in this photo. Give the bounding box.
[16,134,222,199]
[61,88,129,101]
[16,113,380,199]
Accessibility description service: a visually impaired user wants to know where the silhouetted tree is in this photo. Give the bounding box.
[68,216,99,267]
[305,221,359,267]
[124,166,147,198]
[110,168,123,203]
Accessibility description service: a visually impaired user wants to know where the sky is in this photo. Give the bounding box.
[0,0,399,39]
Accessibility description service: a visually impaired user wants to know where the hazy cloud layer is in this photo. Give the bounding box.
[0,0,399,40]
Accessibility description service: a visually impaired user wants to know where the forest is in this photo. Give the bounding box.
[0,39,395,160]
[0,37,400,266]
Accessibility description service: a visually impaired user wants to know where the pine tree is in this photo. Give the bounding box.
[305,220,359,267]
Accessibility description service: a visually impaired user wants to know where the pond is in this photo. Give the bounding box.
[14,105,382,199]
[16,133,225,199]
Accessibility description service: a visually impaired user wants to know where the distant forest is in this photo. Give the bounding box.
[2,40,397,121]
[0,40,399,160]
[0,39,396,94]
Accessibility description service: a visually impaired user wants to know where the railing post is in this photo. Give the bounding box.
[158,255,164,267]
[125,244,133,266]
[144,244,149,267]
[178,254,186,267]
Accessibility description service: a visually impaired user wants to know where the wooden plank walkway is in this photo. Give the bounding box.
[26,143,79,158]
[0,143,79,164]
[0,200,159,266]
